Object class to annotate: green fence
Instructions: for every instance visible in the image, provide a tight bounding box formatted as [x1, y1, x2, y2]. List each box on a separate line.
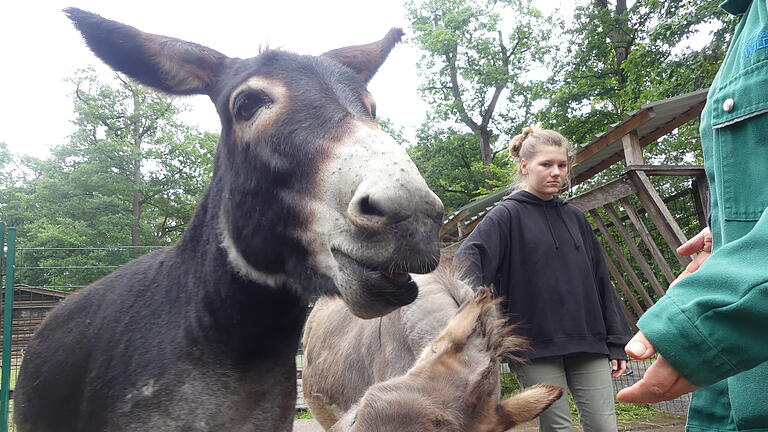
[1, 223, 16, 432]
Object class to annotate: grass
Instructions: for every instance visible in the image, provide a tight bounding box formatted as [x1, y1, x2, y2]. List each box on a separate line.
[295, 408, 313, 419]
[615, 402, 662, 421]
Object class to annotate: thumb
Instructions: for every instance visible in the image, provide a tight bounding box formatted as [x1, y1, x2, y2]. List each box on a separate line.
[625, 331, 657, 359]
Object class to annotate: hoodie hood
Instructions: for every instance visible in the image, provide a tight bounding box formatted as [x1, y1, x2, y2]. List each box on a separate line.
[504, 191, 581, 250]
[504, 190, 565, 207]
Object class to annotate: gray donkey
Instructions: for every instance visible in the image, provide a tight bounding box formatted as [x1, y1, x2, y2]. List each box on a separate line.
[303, 269, 564, 431]
[14, 8, 443, 432]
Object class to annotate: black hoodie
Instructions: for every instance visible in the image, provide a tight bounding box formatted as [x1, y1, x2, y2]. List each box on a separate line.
[454, 190, 631, 360]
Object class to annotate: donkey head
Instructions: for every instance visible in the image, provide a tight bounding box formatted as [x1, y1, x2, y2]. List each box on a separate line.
[329, 289, 564, 432]
[65, 9, 444, 318]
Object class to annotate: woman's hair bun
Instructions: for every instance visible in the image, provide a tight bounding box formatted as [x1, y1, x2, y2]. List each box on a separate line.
[509, 126, 535, 158]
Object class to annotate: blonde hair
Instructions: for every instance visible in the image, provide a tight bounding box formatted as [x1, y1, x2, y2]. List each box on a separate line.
[509, 127, 574, 190]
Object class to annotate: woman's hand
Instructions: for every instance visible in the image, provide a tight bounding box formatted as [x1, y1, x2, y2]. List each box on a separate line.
[610, 358, 627, 378]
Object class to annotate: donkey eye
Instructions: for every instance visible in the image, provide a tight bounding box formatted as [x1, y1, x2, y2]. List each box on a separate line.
[234, 90, 272, 121]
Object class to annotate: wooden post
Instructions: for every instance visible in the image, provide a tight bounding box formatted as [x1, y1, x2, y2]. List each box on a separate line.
[568, 177, 636, 213]
[603, 203, 666, 299]
[590, 209, 654, 307]
[622, 130, 644, 165]
[691, 180, 707, 231]
[617, 293, 639, 332]
[627, 170, 691, 266]
[602, 248, 645, 321]
[619, 197, 676, 284]
[694, 173, 710, 230]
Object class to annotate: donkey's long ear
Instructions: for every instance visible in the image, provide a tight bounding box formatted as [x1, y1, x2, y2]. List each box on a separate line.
[65, 8, 228, 95]
[478, 384, 563, 432]
[322, 28, 404, 84]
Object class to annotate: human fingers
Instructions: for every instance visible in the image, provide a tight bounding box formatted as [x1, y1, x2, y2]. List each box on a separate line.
[671, 247, 712, 287]
[616, 356, 697, 403]
[625, 331, 656, 360]
[702, 228, 712, 252]
[676, 227, 710, 256]
[611, 359, 627, 378]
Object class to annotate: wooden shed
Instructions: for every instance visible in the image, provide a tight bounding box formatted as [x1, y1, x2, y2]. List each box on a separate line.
[441, 88, 710, 329]
[0, 286, 68, 363]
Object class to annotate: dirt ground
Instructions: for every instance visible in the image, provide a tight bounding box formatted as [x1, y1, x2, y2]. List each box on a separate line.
[293, 413, 686, 431]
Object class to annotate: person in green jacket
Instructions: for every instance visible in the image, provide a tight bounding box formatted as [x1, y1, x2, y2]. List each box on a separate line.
[616, 1, 768, 430]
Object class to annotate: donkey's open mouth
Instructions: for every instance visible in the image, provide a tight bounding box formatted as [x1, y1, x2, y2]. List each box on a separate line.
[332, 250, 418, 318]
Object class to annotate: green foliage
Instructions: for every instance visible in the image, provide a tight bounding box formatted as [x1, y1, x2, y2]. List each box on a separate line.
[59, 68, 217, 245]
[406, 0, 735, 215]
[539, 0, 735, 171]
[407, 0, 552, 133]
[406, 0, 551, 209]
[377, 117, 410, 146]
[407, 121, 514, 214]
[1, 68, 217, 288]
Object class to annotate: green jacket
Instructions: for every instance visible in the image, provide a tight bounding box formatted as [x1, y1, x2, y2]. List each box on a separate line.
[637, 1, 768, 430]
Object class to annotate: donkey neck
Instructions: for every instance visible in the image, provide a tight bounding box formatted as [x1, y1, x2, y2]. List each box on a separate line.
[176, 183, 308, 365]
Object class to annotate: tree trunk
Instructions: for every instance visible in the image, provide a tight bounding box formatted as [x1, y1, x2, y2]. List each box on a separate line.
[607, 0, 630, 85]
[479, 130, 493, 186]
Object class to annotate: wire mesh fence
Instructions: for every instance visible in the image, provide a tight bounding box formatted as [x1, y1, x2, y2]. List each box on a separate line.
[1, 244, 163, 432]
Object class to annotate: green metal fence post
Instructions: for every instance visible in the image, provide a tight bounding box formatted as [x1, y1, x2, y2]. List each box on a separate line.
[1, 225, 16, 432]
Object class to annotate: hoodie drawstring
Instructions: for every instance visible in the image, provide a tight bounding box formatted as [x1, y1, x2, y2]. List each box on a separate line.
[542, 206, 560, 250]
[555, 204, 581, 250]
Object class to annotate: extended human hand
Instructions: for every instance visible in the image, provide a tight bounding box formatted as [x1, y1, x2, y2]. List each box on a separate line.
[616, 332, 698, 403]
[671, 227, 712, 287]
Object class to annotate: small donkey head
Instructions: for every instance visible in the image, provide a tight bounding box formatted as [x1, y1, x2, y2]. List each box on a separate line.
[329, 288, 563, 432]
[64, 9, 444, 318]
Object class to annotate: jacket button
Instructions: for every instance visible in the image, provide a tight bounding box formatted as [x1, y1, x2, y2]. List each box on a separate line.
[722, 98, 735, 112]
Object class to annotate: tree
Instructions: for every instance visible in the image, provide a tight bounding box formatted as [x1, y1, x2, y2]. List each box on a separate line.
[377, 118, 410, 146]
[407, 0, 553, 183]
[407, 119, 513, 214]
[539, 0, 736, 148]
[60, 68, 217, 246]
[0, 142, 36, 229]
[0, 142, 13, 224]
[0, 69, 216, 288]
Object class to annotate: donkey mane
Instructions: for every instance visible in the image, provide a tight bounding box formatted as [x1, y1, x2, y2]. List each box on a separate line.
[428, 287, 529, 366]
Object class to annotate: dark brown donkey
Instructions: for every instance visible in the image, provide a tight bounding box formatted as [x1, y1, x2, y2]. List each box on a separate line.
[14, 8, 443, 432]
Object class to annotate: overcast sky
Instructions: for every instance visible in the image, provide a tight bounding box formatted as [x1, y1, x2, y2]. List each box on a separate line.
[0, 1, 569, 159]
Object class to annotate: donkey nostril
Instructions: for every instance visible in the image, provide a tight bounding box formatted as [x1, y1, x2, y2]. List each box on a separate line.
[358, 195, 386, 217]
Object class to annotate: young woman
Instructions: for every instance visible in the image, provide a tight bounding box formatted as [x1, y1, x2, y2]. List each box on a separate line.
[454, 127, 631, 432]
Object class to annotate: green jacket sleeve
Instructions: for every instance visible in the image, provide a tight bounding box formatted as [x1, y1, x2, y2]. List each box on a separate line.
[637, 207, 768, 387]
